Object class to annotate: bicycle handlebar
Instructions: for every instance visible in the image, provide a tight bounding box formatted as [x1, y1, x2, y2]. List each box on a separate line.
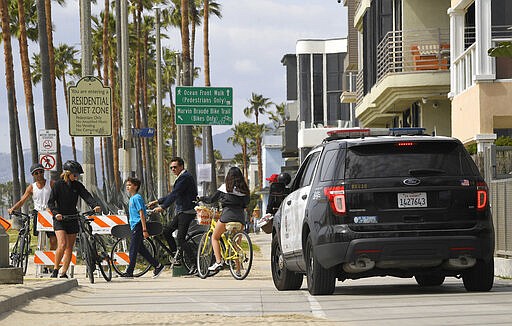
[9, 211, 30, 219]
[60, 210, 97, 221]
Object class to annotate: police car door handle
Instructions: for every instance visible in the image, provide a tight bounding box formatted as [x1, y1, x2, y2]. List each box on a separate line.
[301, 194, 307, 200]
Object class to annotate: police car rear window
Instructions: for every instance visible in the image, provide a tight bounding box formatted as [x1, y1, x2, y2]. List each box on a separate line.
[342, 141, 478, 179]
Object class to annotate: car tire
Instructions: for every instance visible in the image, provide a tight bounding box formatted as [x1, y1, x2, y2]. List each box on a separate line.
[462, 258, 494, 292]
[271, 235, 303, 291]
[305, 234, 336, 295]
[414, 274, 445, 287]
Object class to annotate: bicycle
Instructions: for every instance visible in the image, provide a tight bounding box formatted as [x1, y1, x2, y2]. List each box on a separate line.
[110, 209, 205, 277]
[9, 211, 32, 275]
[62, 211, 112, 283]
[196, 205, 253, 280]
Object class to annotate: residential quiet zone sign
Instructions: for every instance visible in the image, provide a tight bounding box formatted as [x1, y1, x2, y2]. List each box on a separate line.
[175, 86, 233, 125]
[68, 76, 112, 137]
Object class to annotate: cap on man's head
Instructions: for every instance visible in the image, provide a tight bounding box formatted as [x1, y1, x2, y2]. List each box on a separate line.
[30, 163, 45, 174]
[265, 174, 279, 183]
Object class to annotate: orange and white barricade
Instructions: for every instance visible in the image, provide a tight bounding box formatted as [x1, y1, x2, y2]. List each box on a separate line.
[112, 251, 130, 266]
[37, 210, 54, 231]
[89, 214, 128, 234]
[34, 250, 77, 266]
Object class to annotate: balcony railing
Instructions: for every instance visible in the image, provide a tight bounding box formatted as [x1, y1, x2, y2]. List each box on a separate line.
[452, 25, 512, 96]
[376, 28, 450, 82]
[356, 28, 450, 106]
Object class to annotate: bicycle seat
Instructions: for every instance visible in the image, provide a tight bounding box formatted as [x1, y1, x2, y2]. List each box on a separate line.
[226, 222, 243, 233]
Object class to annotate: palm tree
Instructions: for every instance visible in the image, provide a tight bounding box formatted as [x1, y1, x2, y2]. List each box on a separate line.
[269, 102, 286, 130]
[53, 44, 81, 159]
[9, 0, 39, 164]
[228, 122, 252, 180]
[244, 93, 273, 189]
[180, 0, 196, 180]
[201, 0, 222, 194]
[0, 0, 22, 218]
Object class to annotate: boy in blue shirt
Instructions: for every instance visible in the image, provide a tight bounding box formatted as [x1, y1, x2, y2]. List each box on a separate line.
[124, 177, 164, 278]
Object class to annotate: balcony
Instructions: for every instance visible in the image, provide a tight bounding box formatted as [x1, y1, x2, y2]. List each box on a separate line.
[357, 28, 450, 105]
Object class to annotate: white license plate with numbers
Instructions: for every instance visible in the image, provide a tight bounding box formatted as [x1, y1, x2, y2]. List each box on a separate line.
[397, 192, 427, 208]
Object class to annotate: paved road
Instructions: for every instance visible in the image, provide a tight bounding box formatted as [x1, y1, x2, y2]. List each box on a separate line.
[2, 232, 512, 325]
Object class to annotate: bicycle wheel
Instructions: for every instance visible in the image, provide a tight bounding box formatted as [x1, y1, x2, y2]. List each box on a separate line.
[110, 237, 155, 277]
[21, 233, 30, 275]
[227, 231, 253, 280]
[10, 235, 22, 269]
[93, 234, 112, 282]
[196, 232, 215, 279]
[182, 232, 203, 274]
[81, 233, 96, 284]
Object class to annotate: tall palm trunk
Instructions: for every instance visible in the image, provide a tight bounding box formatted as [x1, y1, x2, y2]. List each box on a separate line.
[45, 0, 62, 174]
[109, 52, 121, 191]
[133, 7, 144, 188]
[0, 0, 22, 217]
[17, 0, 38, 164]
[35, 0, 56, 181]
[142, 28, 153, 197]
[203, 0, 216, 193]
[181, 0, 196, 180]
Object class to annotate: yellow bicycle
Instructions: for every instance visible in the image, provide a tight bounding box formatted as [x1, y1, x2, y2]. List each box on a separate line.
[196, 206, 253, 280]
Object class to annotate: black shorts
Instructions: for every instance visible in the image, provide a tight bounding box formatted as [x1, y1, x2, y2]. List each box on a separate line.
[53, 218, 79, 234]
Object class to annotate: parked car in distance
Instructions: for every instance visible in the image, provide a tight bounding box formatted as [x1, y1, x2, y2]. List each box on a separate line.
[271, 127, 495, 295]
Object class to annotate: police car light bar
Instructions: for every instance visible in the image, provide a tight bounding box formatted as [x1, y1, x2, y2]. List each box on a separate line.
[326, 128, 371, 139]
[325, 127, 427, 141]
[388, 127, 426, 136]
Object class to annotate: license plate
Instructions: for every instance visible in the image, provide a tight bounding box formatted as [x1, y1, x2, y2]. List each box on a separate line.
[397, 192, 427, 208]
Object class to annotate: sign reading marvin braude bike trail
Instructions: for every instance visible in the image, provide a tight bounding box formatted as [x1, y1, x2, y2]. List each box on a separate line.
[175, 86, 233, 125]
[68, 76, 112, 136]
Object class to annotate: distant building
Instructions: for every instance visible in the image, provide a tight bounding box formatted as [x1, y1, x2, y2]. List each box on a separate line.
[282, 38, 351, 162]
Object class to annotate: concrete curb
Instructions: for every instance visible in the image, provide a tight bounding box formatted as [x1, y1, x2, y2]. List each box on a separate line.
[0, 279, 78, 315]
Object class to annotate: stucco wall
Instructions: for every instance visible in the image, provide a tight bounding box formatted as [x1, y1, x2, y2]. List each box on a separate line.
[403, 0, 450, 31]
[421, 101, 452, 136]
[452, 81, 512, 143]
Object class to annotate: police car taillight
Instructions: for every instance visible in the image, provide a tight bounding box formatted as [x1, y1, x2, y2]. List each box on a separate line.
[476, 181, 488, 211]
[324, 186, 346, 216]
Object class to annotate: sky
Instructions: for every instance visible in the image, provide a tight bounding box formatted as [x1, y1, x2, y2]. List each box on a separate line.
[0, 0, 348, 154]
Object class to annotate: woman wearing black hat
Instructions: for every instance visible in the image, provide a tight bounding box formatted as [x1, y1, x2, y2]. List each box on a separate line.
[47, 160, 101, 278]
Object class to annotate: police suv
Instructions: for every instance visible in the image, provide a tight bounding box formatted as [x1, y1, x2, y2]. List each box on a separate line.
[271, 128, 494, 295]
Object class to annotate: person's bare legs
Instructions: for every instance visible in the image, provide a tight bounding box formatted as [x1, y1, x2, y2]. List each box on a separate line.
[60, 233, 77, 275]
[49, 235, 57, 250]
[53, 230, 67, 273]
[211, 222, 226, 264]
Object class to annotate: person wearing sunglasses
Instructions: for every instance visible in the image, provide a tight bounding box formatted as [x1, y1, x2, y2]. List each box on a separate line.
[148, 156, 198, 266]
[47, 160, 101, 278]
[8, 163, 58, 258]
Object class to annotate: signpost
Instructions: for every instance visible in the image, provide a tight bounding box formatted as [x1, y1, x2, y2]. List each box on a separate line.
[68, 76, 112, 136]
[175, 86, 233, 125]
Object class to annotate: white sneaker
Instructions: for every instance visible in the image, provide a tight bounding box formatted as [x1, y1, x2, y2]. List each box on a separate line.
[208, 261, 223, 272]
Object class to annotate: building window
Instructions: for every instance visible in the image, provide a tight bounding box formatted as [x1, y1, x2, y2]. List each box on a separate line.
[313, 54, 324, 126]
[299, 54, 311, 126]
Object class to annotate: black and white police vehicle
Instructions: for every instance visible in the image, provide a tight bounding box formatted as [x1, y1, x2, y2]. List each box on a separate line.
[271, 128, 494, 295]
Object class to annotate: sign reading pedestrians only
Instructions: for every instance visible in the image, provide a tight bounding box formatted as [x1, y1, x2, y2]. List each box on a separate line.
[175, 86, 233, 125]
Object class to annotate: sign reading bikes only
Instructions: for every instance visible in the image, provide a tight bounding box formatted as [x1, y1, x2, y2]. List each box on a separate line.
[175, 86, 233, 125]
[68, 76, 112, 136]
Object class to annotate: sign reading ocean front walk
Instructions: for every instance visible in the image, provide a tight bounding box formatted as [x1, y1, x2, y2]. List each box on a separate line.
[175, 86, 233, 125]
[68, 76, 112, 136]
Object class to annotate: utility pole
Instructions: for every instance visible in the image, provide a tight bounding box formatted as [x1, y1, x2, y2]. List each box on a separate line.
[80, 0, 96, 189]
[155, 7, 164, 198]
[121, 0, 131, 179]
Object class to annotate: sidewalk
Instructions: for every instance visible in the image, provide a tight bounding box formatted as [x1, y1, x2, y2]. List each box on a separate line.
[0, 231, 272, 316]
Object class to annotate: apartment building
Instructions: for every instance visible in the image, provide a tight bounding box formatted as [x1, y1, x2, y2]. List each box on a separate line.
[349, 0, 452, 136]
[281, 38, 351, 161]
[449, 0, 512, 150]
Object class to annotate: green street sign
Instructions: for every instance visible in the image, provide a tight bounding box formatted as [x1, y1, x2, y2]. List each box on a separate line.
[175, 86, 233, 125]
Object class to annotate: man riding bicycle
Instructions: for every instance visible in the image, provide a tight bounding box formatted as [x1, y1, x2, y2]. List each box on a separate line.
[148, 157, 197, 265]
